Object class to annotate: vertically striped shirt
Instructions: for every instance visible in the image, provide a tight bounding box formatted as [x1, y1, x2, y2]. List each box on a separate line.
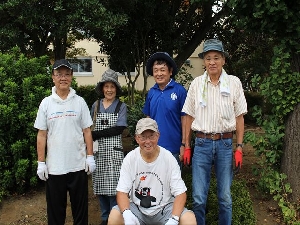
[182, 74, 247, 133]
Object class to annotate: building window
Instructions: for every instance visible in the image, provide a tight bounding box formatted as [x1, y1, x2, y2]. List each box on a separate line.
[68, 58, 92, 76]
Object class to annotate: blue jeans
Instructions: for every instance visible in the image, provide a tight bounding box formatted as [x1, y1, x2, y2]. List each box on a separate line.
[192, 137, 233, 225]
[98, 195, 117, 221]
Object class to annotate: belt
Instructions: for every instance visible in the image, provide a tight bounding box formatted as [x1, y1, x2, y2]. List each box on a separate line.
[195, 132, 233, 140]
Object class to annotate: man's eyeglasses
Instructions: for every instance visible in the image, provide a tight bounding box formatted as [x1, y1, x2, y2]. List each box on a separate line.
[54, 73, 72, 78]
[137, 134, 158, 141]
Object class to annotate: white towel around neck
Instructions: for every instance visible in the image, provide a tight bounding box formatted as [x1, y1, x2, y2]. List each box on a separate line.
[199, 69, 230, 107]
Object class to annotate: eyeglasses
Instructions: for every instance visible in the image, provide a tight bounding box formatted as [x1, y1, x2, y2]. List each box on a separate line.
[137, 134, 158, 141]
[204, 57, 222, 62]
[54, 73, 72, 78]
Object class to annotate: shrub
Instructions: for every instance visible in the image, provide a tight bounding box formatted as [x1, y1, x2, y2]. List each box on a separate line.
[244, 91, 263, 125]
[0, 48, 52, 201]
[75, 85, 99, 108]
[182, 169, 256, 225]
[120, 92, 145, 148]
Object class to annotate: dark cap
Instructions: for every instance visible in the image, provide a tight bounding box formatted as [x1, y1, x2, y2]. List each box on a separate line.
[52, 59, 73, 70]
[146, 52, 178, 77]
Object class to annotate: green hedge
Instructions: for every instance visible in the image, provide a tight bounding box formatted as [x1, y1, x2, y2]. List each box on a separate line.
[0, 49, 52, 199]
[75, 85, 99, 108]
[182, 168, 256, 225]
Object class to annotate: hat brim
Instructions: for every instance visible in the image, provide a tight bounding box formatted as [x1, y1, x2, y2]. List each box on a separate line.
[146, 53, 178, 77]
[95, 78, 122, 95]
[135, 127, 159, 135]
[53, 64, 73, 70]
[198, 49, 229, 59]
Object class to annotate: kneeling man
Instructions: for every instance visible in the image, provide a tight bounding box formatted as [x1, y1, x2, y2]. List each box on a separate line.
[108, 118, 196, 225]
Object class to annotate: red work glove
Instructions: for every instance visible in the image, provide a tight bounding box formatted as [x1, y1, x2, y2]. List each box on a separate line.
[234, 150, 243, 173]
[183, 148, 192, 166]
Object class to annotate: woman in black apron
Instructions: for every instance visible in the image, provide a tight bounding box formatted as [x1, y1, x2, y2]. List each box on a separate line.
[90, 69, 127, 225]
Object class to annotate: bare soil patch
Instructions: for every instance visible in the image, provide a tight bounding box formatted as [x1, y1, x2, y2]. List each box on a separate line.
[0, 126, 284, 224]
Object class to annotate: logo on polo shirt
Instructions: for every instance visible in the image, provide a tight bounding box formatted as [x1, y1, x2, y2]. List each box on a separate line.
[170, 92, 177, 100]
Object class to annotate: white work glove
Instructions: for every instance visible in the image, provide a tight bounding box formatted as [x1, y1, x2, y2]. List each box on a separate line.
[165, 217, 179, 225]
[85, 155, 96, 174]
[37, 161, 48, 181]
[123, 209, 140, 225]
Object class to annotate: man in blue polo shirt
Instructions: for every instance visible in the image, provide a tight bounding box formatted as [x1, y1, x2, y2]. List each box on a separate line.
[142, 52, 187, 165]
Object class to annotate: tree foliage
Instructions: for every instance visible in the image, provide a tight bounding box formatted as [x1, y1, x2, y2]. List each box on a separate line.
[93, 0, 237, 104]
[231, 0, 300, 222]
[204, 18, 275, 91]
[0, 0, 127, 59]
[230, 0, 300, 72]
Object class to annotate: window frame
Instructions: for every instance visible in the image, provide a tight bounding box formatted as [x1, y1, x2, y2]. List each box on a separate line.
[67, 57, 93, 76]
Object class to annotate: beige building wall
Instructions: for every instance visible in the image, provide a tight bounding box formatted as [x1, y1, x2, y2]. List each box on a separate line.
[73, 39, 205, 90]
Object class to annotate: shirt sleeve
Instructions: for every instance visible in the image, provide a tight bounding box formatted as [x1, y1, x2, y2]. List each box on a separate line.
[142, 90, 151, 116]
[169, 153, 187, 196]
[116, 103, 128, 127]
[90, 101, 97, 117]
[179, 85, 187, 116]
[116, 150, 136, 193]
[80, 97, 93, 129]
[182, 78, 197, 118]
[34, 98, 48, 130]
[233, 77, 248, 117]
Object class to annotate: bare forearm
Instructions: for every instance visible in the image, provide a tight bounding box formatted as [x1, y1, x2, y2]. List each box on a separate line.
[236, 115, 245, 145]
[185, 115, 194, 148]
[172, 192, 187, 217]
[37, 130, 47, 161]
[83, 127, 93, 155]
[117, 191, 130, 212]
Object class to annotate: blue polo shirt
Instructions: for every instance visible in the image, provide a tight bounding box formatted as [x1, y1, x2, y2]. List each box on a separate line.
[142, 79, 187, 154]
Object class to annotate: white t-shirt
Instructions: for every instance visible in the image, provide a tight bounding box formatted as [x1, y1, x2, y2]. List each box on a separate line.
[34, 87, 93, 175]
[116, 146, 187, 216]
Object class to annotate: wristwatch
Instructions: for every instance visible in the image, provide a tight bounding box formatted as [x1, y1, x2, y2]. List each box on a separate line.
[172, 215, 179, 222]
[236, 143, 244, 148]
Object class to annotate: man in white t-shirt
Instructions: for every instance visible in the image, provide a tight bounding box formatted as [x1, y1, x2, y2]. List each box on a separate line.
[107, 118, 196, 225]
[34, 59, 96, 225]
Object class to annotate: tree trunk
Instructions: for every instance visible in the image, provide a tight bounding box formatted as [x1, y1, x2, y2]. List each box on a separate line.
[53, 33, 67, 60]
[281, 103, 300, 202]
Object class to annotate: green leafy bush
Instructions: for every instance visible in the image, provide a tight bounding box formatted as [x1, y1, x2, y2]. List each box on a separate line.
[0, 48, 52, 201]
[182, 169, 256, 225]
[244, 44, 300, 224]
[75, 84, 99, 108]
[120, 91, 145, 147]
[244, 91, 264, 124]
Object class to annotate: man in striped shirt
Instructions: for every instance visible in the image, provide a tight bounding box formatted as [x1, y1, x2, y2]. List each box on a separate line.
[182, 39, 247, 225]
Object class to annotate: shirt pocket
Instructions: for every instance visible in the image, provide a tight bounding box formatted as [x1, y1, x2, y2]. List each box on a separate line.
[219, 95, 234, 120]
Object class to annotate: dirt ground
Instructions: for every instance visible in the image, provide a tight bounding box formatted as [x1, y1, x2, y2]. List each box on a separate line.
[0, 126, 284, 225]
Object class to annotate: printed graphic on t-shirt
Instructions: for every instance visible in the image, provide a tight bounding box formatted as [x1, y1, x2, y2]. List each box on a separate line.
[134, 172, 163, 208]
[49, 110, 78, 120]
[170, 92, 178, 100]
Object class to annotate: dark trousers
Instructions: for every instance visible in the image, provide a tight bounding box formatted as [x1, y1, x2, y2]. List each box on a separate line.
[46, 170, 88, 225]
